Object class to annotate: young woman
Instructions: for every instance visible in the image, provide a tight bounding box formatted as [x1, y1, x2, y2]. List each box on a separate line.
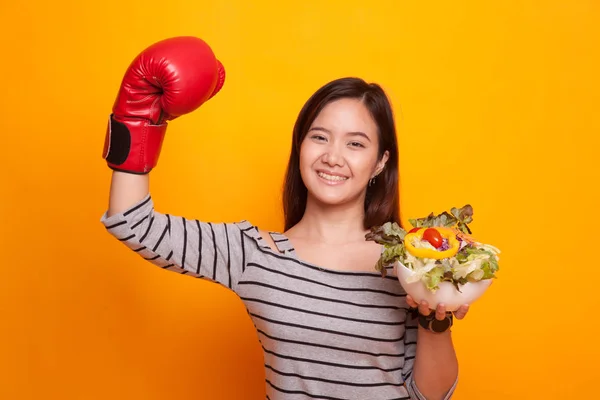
[101, 36, 467, 400]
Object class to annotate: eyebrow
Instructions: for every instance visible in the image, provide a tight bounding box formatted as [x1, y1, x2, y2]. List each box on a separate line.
[308, 126, 372, 142]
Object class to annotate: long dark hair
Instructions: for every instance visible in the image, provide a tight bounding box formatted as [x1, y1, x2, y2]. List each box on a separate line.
[282, 77, 401, 231]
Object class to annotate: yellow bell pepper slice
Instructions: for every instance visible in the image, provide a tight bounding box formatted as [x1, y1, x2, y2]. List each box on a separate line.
[404, 227, 460, 260]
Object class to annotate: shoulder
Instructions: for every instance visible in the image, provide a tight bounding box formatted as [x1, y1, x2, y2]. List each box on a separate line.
[228, 220, 280, 253]
[258, 228, 279, 253]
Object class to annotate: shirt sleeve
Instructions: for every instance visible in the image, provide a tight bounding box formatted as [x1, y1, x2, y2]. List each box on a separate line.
[402, 312, 458, 400]
[100, 194, 249, 291]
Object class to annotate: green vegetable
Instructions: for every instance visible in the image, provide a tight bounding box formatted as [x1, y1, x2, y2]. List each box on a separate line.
[409, 204, 474, 234]
[366, 205, 500, 292]
[365, 222, 406, 276]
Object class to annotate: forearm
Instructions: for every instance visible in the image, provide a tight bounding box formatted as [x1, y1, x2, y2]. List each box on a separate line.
[411, 327, 458, 400]
[108, 171, 150, 217]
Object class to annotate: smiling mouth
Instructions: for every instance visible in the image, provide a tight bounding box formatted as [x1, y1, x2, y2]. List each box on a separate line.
[317, 171, 349, 183]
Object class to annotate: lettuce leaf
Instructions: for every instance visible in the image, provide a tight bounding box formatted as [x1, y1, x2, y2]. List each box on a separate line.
[423, 265, 445, 291]
[409, 204, 474, 234]
[365, 222, 406, 245]
[366, 222, 407, 276]
[374, 243, 406, 276]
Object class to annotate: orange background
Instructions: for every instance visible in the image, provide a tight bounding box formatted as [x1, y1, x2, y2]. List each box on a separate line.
[1, 1, 599, 399]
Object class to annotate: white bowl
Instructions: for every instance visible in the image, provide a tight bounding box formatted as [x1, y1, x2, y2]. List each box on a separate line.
[395, 261, 493, 312]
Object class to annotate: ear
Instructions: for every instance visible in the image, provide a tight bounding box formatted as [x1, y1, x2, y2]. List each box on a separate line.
[373, 150, 390, 177]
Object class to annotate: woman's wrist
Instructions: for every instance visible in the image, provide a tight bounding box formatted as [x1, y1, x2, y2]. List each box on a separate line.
[410, 307, 454, 334]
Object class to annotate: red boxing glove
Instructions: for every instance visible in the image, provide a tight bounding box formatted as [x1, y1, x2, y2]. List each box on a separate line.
[102, 36, 225, 174]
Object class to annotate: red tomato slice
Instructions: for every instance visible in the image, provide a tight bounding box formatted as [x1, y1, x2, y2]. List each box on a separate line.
[422, 228, 444, 249]
[408, 227, 420, 233]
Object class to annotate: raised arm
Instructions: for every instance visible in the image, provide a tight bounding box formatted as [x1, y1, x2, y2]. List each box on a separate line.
[102, 36, 225, 215]
[100, 37, 246, 289]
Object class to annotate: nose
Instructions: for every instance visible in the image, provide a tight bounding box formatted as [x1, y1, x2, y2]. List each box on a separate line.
[321, 143, 345, 167]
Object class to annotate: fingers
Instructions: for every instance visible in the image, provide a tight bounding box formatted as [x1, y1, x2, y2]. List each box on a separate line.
[453, 304, 470, 320]
[418, 300, 432, 316]
[406, 296, 433, 317]
[435, 303, 447, 320]
[406, 296, 468, 320]
[406, 295, 418, 309]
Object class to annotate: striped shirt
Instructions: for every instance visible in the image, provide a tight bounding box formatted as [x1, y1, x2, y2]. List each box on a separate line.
[101, 194, 457, 400]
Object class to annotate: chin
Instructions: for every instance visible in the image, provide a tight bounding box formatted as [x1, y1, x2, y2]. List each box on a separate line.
[309, 192, 350, 207]
[305, 181, 364, 207]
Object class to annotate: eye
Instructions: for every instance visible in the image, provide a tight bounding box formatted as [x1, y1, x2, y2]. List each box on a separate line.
[349, 141, 366, 148]
[310, 134, 327, 142]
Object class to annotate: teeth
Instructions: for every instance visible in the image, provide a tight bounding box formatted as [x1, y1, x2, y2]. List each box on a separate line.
[318, 172, 348, 181]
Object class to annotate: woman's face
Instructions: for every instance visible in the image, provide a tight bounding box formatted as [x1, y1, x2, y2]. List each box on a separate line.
[299, 97, 389, 207]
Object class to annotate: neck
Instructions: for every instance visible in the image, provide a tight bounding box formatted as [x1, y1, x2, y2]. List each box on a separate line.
[290, 195, 368, 244]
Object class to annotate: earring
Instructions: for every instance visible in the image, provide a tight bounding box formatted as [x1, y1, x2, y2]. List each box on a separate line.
[368, 177, 376, 187]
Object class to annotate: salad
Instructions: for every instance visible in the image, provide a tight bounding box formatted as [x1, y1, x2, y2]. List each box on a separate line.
[365, 205, 501, 293]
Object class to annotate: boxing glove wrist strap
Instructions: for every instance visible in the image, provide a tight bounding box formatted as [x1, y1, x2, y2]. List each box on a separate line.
[103, 114, 167, 174]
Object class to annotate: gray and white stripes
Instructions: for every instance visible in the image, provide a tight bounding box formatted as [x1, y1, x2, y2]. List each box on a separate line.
[101, 195, 456, 399]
